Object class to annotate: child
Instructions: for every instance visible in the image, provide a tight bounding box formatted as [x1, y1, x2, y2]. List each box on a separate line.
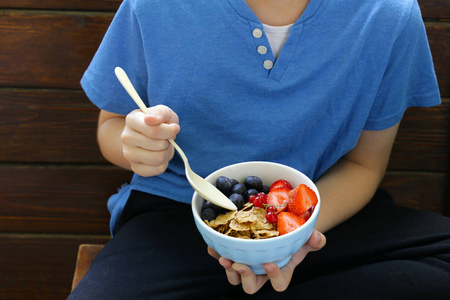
[68, 0, 450, 298]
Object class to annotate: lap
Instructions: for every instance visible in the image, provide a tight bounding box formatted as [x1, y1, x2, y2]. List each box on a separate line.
[69, 189, 450, 299]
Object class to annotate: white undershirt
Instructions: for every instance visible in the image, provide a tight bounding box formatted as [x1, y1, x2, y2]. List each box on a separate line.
[262, 23, 294, 60]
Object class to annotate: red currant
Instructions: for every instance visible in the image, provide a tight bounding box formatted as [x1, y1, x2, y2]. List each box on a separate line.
[253, 197, 263, 207]
[248, 195, 256, 203]
[266, 211, 278, 224]
[255, 192, 267, 204]
[266, 205, 277, 214]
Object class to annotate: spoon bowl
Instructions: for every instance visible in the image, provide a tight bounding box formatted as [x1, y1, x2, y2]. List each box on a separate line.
[114, 67, 237, 211]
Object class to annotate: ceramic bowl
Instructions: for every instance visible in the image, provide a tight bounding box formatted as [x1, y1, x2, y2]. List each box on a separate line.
[191, 161, 320, 274]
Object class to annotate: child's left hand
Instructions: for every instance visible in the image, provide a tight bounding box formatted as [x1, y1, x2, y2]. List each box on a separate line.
[207, 230, 326, 294]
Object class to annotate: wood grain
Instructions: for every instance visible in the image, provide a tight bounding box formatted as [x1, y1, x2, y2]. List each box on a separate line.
[0, 11, 114, 89]
[0, 11, 448, 95]
[0, 234, 110, 300]
[0, 165, 132, 234]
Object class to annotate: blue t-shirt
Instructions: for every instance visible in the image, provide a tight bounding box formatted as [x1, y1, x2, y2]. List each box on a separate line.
[81, 0, 440, 234]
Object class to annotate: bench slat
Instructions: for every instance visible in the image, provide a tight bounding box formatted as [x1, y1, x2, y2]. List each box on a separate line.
[0, 166, 445, 235]
[0, 12, 448, 96]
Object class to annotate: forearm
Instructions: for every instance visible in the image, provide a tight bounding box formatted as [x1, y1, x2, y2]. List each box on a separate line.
[314, 158, 384, 233]
[313, 123, 399, 233]
[97, 113, 132, 171]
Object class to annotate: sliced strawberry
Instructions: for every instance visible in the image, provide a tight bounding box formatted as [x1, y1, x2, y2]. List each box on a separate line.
[269, 179, 293, 192]
[277, 212, 306, 236]
[288, 184, 318, 215]
[266, 187, 291, 213]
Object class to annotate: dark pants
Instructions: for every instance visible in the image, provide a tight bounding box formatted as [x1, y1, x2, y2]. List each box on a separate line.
[68, 189, 450, 299]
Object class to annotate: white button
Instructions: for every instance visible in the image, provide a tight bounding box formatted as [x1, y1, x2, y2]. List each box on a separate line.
[252, 28, 263, 38]
[257, 46, 267, 55]
[263, 60, 273, 69]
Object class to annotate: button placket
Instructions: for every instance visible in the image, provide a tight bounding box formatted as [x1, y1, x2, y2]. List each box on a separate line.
[251, 27, 274, 71]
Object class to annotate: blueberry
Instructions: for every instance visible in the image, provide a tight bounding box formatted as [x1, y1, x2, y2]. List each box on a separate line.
[202, 200, 215, 212]
[247, 188, 258, 198]
[262, 185, 270, 194]
[231, 183, 247, 197]
[229, 193, 245, 210]
[229, 179, 239, 187]
[215, 176, 232, 196]
[244, 176, 263, 191]
[201, 208, 217, 222]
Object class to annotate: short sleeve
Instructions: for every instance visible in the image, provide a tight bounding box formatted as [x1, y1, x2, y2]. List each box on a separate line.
[364, 0, 440, 130]
[80, 0, 148, 115]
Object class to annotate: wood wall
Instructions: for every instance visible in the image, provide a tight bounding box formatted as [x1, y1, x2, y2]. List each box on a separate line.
[0, 1, 449, 299]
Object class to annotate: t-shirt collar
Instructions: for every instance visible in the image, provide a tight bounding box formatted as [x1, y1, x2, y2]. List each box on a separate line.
[226, 0, 325, 25]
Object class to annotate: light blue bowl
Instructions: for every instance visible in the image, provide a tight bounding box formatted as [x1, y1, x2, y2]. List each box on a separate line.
[192, 161, 321, 275]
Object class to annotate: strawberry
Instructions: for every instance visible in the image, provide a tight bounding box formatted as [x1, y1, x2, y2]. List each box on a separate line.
[269, 179, 293, 192]
[266, 187, 291, 213]
[288, 184, 318, 215]
[277, 212, 306, 236]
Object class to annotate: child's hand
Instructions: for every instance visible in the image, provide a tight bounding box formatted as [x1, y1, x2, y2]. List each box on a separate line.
[207, 230, 326, 294]
[121, 105, 180, 177]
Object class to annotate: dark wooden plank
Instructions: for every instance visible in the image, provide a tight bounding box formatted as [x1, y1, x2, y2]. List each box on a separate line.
[380, 171, 447, 215]
[0, 0, 121, 11]
[0, 165, 132, 234]
[1, 0, 448, 19]
[388, 98, 449, 172]
[425, 22, 450, 97]
[0, 166, 445, 235]
[0, 89, 106, 163]
[1, 88, 448, 170]
[0, 89, 104, 163]
[0, 234, 110, 300]
[0, 11, 113, 89]
[418, 0, 450, 19]
[0, 11, 448, 95]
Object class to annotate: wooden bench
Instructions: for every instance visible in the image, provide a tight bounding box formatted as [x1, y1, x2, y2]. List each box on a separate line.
[0, 1, 448, 298]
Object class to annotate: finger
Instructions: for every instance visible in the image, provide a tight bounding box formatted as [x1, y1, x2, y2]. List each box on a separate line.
[286, 230, 326, 269]
[144, 105, 179, 126]
[219, 258, 242, 286]
[129, 161, 169, 177]
[232, 263, 268, 294]
[207, 246, 221, 260]
[122, 128, 172, 151]
[126, 108, 180, 140]
[264, 263, 291, 292]
[123, 144, 174, 167]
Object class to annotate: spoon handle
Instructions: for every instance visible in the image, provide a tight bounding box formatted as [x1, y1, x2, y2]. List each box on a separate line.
[114, 67, 149, 114]
[114, 67, 190, 165]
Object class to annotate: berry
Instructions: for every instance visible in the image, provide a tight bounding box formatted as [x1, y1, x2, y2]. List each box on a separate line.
[201, 208, 217, 222]
[229, 193, 245, 210]
[244, 176, 263, 191]
[288, 184, 318, 215]
[266, 187, 291, 213]
[262, 185, 270, 194]
[253, 197, 264, 207]
[247, 188, 258, 198]
[231, 183, 247, 197]
[269, 179, 293, 192]
[248, 194, 256, 203]
[201, 200, 215, 211]
[266, 211, 278, 224]
[229, 178, 239, 186]
[277, 212, 306, 236]
[266, 205, 277, 214]
[215, 176, 232, 196]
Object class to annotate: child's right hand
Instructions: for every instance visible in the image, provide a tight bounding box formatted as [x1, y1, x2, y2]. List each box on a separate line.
[121, 105, 180, 177]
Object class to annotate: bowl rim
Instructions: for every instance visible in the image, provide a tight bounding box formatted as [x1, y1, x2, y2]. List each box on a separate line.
[191, 161, 321, 243]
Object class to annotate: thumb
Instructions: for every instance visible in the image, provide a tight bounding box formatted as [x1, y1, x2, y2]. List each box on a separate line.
[143, 105, 179, 126]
